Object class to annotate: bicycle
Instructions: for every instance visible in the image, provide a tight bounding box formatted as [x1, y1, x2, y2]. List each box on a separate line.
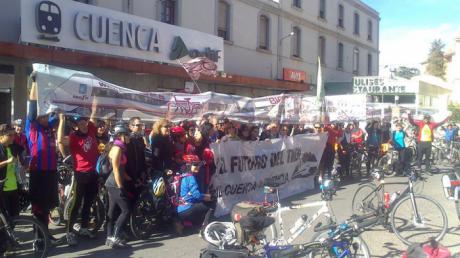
[376, 144, 400, 177]
[441, 168, 460, 222]
[202, 176, 371, 257]
[351, 168, 448, 245]
[348, 144, 368, 178]
[0, 179, 50, 258]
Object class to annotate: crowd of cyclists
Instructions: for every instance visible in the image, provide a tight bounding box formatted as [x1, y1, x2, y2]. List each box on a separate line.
[0, 76, 457, 254]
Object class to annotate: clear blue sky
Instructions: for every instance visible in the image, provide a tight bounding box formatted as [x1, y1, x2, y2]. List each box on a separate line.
[363, 0, 460, 28]
[362, 0, 460, 67]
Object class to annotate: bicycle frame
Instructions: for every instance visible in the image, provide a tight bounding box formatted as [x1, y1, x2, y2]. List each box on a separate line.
[359, 174, 423, 224]
[270, 187, 334, 245]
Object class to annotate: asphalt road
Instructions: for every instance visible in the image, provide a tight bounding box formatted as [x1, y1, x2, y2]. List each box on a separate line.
[47, 168, 460, 258]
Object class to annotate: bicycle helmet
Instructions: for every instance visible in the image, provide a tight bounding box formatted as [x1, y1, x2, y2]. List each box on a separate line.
[113, 122, 129, 136]
[319, 178, 337, 201]
[13, 119, 23, 126]
[183, 154, 201, 165]
[152, 176, 166, 197]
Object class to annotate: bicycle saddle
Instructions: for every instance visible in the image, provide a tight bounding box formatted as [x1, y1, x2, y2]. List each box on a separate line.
[239, 215, 275, 232]
[263, 178, 282, 188]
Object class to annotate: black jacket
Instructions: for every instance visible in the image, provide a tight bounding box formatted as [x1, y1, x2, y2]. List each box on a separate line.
[151, 135, 173, 173]
[126, 133, 146, 180]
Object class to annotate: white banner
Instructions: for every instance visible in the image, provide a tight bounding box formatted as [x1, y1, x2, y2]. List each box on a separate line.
[33, 64, 375, 123]
[210, 133, 328, 217]
[325, 95, 367, 122]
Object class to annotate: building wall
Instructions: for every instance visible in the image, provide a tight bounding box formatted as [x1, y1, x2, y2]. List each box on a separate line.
[79, 0, 380, 84]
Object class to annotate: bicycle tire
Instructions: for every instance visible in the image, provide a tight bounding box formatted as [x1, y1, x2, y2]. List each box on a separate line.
[378, 154, 396, 177]
[129, 193, 156, 240]
[63, 195, 105, 234]
[3, 215, 50, 258]
[351, 184, 381, 216]
[456, 200, 460, 223]
[308, 231, 371, 258]
[390, 194, 448, 245]
[201, 222, 237, 247]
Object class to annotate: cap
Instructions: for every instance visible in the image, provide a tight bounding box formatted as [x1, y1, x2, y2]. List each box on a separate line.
[48, 113, 59, 128]
[217, 117, 229, 124]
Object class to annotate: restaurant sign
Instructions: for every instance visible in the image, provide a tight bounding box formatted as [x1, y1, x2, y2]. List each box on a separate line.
[353, 76, 417, 95]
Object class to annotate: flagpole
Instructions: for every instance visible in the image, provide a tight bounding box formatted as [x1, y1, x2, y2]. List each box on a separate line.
[177, 59, 202, 94]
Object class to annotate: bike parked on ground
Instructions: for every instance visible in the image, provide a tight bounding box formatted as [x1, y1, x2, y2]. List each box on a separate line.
[351, 168, 448, 245]
[0, 179, 50, 258]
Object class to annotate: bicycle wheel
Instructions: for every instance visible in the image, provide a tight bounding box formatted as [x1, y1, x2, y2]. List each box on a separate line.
[87, 198, 105, 234]
[201, 222, 237, 247]
[390, 194, 448, 245]
[1, 216, 50, 258]
[455, 200, 460, 222]
[130, 193, 156, 240]
[308, 231, 371, 258]
[378, 154, 395, 177]
[351, 184, 381, 215]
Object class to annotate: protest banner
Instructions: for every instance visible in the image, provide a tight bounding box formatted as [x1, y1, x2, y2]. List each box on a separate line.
[209, 133, 328, 217]
[33, 63, 400, 124]
[32, 63, 321, 123]
[325, 95, 367, 122]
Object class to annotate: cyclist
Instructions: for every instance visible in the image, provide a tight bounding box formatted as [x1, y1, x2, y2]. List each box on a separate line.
[322, 123, 341, 177]
[150, 118, 173, 174]
[177, 155, 214, 232]
[408, 113, 450, 171]
[105, 122, 132, 249]
[366, 120, 382, 174]
[12, 119, 29, 157]
[392, 123, 409, 175]
[57, 108, 99, 245]
[126, 117, 147, 202]
[443, 123, 458, 145]
[26, 77, 60, 243]
[0, 124, 21, 217]
[351, 120, 365, 146]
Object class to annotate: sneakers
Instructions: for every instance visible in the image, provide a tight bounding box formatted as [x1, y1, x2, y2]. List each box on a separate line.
[106, 237, 130, 249]
[66, 232, 78, 246]
[78, 228, 96, 239]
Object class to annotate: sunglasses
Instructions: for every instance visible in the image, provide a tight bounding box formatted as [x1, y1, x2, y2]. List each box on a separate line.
[132, 123, 144, 127]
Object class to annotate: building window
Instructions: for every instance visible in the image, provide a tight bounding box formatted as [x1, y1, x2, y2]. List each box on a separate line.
[337, 42, 344, 69]
[217, 1, 230, 40]
[338, 4, 344, 28]
[160, 0, 176, 25]
[318, 36, 326, 63]
[319, 0, 326, 19]
[354, 12, 360, 35]
[259, 15, 270, 50]
[367, 53, 372, 75]
[292, 26, 301, 57]
[367, 20, 373, 41]
[353, 48, 360, 74]
[122, 0, 133, 14]
[293, 0, 301, 8]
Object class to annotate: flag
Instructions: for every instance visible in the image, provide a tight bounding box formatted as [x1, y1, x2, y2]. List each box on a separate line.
[180, 57, 218, 81]
[316, 57, 327, 123]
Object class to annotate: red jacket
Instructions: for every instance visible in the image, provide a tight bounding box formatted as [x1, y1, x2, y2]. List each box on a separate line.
[408, 115, 449, 142]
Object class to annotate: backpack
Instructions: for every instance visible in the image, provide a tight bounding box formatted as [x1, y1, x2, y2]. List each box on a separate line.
[169, 172, 193, 207]
[96, 152, 112, 180]
[96, 142, 114, 180]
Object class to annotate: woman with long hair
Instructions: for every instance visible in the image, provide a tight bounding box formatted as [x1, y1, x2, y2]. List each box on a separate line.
[150, 119, 173, 173]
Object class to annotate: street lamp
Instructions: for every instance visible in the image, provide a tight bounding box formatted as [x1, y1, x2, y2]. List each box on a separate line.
[276, 31, 295, 80]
